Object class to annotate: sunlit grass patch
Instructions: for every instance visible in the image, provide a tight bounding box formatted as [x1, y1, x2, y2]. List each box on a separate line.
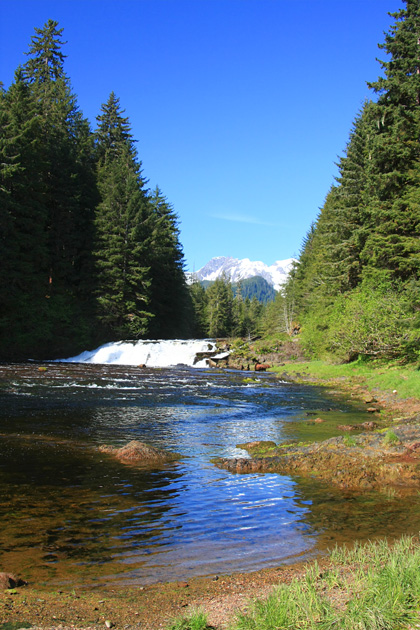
[271, 359, 420, 401]
[166, 608, 209, 630]
[232, 536, 420, 630]
[382, 429, 400, 446]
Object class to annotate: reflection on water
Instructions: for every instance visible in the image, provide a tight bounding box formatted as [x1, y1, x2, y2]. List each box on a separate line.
[1, 362, 420, 588]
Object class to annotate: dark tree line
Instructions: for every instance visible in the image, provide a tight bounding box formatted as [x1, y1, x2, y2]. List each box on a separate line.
[189, 275, 265, 339]
[0, 20, 191, 360]
[283, 0, 420, 362]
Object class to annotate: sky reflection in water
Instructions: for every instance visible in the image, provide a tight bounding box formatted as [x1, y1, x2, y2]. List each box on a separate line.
[1, 362, 420, 587]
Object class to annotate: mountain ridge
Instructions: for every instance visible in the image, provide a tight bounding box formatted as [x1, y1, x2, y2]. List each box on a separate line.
[188, 256, 296, 291]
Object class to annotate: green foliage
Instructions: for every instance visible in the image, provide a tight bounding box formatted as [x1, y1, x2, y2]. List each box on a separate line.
[0, 21, 191, 359]
[205, 274, 233, 337]
[383, 429, 400, 446]
[271, 358, 420, 401]
[166, 610, 209, 630]
[343, 434, 357, 447]
[233, 536, 420, 630]
[327, 282, 416, 362]
[235, 579, 333, 630]
[188, 275, 267, 339]
[94, 95, 153, 339]
[232, 276, 276, 303]
[145, 186, 192, 339]
[283, 2, 420, 364]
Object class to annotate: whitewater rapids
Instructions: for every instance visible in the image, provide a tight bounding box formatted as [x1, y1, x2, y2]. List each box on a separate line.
[58, 339, 221, 368]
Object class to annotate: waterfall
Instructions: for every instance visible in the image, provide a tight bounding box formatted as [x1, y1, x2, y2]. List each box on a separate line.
[58, 339, 220, 367]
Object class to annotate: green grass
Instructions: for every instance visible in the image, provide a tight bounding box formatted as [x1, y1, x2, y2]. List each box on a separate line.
[382, 429, 400, 446]
[231, 537, 420, 630]
[343, 434, 357, 447]
[167, 538, 420, 630]
[271, 358, 420, 401]
[166, 609, 209, 630]
[229, 536, 420, 630]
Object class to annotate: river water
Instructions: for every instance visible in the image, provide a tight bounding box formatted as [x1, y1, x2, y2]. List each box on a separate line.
[1, 357, 420, 589]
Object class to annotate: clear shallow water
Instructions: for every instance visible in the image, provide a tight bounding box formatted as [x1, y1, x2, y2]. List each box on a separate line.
[2, 362, 420, 588]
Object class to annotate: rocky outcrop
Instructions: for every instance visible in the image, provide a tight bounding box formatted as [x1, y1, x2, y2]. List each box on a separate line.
[215, 423, 420, 491]
[99, 440, 180, 467]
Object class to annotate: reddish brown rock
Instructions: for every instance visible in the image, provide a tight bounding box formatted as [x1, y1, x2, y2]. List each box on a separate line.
[337, 425, 357, 431]
[99, 440, 179, 466]
[0, 572, 26, 589]
[407, 441, 420, 451]
[314, 417, 325, 423]
[361, 421, 378, 430]
[254, 363, 271, 372]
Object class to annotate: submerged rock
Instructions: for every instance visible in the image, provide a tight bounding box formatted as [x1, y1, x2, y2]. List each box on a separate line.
[99, 440, 179, 466]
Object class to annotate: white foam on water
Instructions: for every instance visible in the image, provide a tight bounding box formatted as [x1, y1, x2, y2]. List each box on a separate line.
[58, 339, 218, 368]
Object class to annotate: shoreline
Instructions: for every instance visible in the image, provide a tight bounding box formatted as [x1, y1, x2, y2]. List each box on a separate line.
[215, 360, 420, 490]
[3, 361, 420, 629]
[0, 562, 313, 630]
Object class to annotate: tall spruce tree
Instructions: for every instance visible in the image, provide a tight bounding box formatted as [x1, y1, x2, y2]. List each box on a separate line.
[205, 275, 233, 337]
[286, 1, 420, 361]
[0, 69, 49, 357]
[145, 186, 191, 338]
[362, 0, 420, 282]
[188, 279, 208, 337]
[21, 19, 98, 354]
[94, 93, 152, 339]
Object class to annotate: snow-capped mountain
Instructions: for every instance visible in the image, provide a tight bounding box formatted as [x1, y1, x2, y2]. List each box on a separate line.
[188, 256, 296, 291]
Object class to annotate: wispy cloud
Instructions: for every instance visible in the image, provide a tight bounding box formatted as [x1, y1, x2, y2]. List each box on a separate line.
[210, 212, 279, 227]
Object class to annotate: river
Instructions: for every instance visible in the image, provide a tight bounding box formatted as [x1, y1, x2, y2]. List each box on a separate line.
[1, 349, 420, 589]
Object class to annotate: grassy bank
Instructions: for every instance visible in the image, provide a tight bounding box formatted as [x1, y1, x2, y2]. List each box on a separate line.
[270, 358, 420, 403]
[169, 536, 420, 630]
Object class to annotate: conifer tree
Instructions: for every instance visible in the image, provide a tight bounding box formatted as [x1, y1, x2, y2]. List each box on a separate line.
[205, 275, 233, 337]
[0, 69, 49, 356]
[232, 281, 246, 337]
[94, 93, 152, 339]
[145, 186, 191, 338]
[22, 19, 98, 352]
[362, 0, 420, 282]
[188, 279, 208, 337]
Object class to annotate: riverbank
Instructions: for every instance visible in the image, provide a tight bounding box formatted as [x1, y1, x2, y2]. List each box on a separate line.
[0, 562, 306, 630]
[2, 358, 420, 630]
[216, 359, 420, 490]
[3, 537, 420, 630]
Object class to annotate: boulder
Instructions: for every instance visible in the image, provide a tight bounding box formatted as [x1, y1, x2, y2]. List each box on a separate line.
[254, 363, 270, 372]
[99, 440, 179, 466]
[361, 421, 378, 430]
[0, 572, 26, 589]
[364, 396, 378, 404]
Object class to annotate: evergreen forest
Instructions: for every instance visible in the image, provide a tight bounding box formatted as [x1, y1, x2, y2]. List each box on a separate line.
[262, 1, 420, 364]
[0, 20, 193, 360]
[2, 3, 420, 364]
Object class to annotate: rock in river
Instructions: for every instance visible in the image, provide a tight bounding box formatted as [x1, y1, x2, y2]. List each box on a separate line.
[99, 440, 179, 467]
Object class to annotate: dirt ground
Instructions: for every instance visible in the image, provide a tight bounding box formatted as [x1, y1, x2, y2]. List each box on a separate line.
[0, 562, 311, 630]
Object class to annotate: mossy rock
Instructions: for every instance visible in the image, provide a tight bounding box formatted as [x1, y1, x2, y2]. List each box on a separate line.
[236, 440, 277, 454]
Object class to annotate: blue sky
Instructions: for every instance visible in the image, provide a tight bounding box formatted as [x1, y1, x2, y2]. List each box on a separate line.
[1, 0, 402, 272]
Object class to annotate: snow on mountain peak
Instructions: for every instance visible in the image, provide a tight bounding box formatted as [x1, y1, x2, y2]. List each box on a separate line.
[188, 256, 296, 291]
